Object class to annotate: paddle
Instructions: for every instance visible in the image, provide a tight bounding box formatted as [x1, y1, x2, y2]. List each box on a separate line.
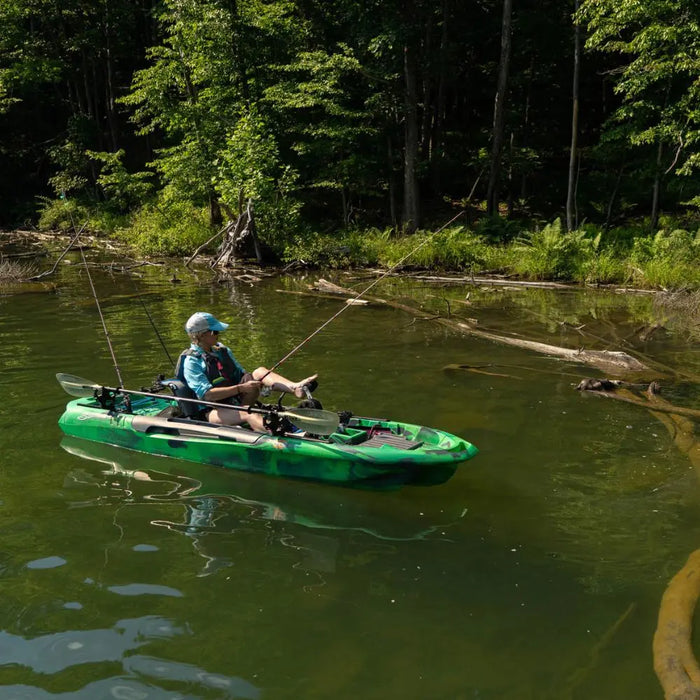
[56, 373, 340, 435]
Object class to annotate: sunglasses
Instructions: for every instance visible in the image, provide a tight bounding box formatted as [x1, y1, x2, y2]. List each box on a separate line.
[210, 330, 219, 335]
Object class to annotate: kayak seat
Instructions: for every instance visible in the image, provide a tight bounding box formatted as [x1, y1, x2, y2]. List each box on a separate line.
[161, 378, 202, 419]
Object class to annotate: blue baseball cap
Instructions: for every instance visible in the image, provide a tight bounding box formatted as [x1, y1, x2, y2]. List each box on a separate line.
[185, 312, 229, 334]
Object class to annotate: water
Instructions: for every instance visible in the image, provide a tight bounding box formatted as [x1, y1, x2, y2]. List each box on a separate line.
[1, 254, 699, 698]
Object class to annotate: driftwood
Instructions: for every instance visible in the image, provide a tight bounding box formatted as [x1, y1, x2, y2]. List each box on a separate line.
[576, 380, 700, 699]
[654, 550, 700, 699]
[211, 200, 263, 267]
[577, 382, 700, 421]
[360, 270, 659, 293]
[645, 390, 700, 700]
[26, 223, 86, 281]
[308, 278, 652, 376]
[185, 220, 233, 268]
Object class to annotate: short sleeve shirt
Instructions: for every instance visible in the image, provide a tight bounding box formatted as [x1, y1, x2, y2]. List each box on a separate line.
[182, 343, 246, 399]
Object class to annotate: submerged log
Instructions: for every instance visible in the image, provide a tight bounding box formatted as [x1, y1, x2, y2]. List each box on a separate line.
[576, 380, 700, 699]
[577, 381, 700, 421]
[308, 278, 653, 376]
[654, 550, 700, 700]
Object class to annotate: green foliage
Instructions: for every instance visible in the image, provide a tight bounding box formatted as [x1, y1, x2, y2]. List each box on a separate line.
[474, 216, 524, 243]
[215, 110, 302, 248]
[629, 228, 700, 288]
[87, 150, 154, 212]
[36, 196, 89, 232]
[579, 0, 700, 178]
[265, 44, 378, 211]
[511, 219, 601, 282]
[114, 201, 212, 257]
[283, 226, 489, 271]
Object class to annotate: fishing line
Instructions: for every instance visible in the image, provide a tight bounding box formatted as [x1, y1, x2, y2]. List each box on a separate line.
[129, 279, 175, 368]
[263, 210, 465, 378]
[79, 244, 125, 387]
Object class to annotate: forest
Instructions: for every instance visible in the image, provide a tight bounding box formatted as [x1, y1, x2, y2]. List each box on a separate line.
[0, 0, 699, 283]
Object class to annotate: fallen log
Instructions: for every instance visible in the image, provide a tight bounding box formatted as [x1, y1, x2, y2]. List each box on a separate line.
[308, 278, 653, 376]
[574, 380, 700, 699]
[577, 382, 700, 421]
[653, 550, 700, 699]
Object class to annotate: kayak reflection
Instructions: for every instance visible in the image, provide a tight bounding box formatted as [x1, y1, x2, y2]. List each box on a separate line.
[61, 436, 468, 575]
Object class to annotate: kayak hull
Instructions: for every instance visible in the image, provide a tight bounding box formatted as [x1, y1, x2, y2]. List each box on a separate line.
[57, 396, 478, 490]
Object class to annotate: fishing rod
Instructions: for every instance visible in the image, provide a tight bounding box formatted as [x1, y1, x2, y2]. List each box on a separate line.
[78, 241, 125, 388]
[58, 195, 125, 388]
[262, 210, 465, 379]
[56, 373, 340, 434]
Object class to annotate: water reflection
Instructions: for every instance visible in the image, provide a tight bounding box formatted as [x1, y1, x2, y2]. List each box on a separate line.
[60, 436, 468, 578]
[0, 616, 179, 674]
[0, 615, 261, 698]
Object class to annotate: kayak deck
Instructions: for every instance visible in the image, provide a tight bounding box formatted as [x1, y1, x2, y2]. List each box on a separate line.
[58, 395, 478, 489]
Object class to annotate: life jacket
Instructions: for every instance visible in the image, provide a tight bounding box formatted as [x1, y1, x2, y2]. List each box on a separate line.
[175, 346, 242, 388]
[171, 346, 243, 418]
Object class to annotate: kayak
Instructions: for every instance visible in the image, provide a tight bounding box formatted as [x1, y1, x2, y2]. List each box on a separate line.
[57, 393, 478, 490]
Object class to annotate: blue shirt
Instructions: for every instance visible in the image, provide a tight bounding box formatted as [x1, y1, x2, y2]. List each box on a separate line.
[182, 343, 246, 399]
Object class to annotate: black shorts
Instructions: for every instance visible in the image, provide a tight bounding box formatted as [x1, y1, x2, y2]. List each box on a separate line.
[202, 372, 255, 418]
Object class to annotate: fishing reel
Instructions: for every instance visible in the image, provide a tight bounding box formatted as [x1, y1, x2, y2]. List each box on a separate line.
[94, 386, 131, 413]
[262, 406, 294, 436]
[144, 374, 168, 393]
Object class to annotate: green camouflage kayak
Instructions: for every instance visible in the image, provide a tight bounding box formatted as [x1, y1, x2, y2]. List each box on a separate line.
[57, 393, 478, 490]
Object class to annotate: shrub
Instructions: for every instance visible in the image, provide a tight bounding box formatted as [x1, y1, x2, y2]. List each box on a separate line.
[37, 196, 90, 232]
[510, 219, 596, 281]
[115, 202, 212, 256]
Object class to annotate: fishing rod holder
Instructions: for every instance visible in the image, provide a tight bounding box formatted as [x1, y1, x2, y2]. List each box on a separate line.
[94, 386, 131, 413]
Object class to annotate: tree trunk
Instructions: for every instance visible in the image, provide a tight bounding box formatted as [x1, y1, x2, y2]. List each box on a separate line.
[430, 0, 449, 194]
[651, 140, 663, 230]
[387, 135, 398, 229]
[486, 0, 513, 218]
[566, 0, 581, 231]
[520, 57, 534, 201]
[604, 163, 624, 230]
[507, 131, 514, 217]
[403, 43, 420, 233]
[103, 2, 119, 151]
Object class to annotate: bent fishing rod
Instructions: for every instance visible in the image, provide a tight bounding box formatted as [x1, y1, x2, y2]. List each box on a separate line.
[261, 209, 465, 380]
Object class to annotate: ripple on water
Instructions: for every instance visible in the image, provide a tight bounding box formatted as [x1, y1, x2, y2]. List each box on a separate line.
[26, 556, 67, 569]
[0, 616, 181, 674]
[124, 655, 261, 698]
[132, 544, 159, 552]
[107, 583, 183, 597]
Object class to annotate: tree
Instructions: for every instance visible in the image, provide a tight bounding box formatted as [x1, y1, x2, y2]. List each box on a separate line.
[579, 0, 700, 225]
[566, 0, 581, 231]
[486, 0, 513, 218]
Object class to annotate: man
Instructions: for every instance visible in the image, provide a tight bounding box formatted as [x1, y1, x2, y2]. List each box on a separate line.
[177, 311, 318, 432]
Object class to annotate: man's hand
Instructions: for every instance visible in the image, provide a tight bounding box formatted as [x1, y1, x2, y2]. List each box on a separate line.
[237, 380, 262, 404]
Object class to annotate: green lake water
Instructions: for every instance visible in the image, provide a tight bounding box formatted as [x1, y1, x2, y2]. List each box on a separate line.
[1, 254, 700, 699]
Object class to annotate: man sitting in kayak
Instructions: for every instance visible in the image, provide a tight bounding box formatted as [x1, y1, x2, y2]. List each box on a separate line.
[177, 311, 318, 432]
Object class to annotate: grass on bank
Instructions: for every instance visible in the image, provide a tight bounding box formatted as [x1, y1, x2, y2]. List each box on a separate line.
[36, 196, 700, 290]
[0, 257, 37, 283]
[283, 217, 700, 290]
